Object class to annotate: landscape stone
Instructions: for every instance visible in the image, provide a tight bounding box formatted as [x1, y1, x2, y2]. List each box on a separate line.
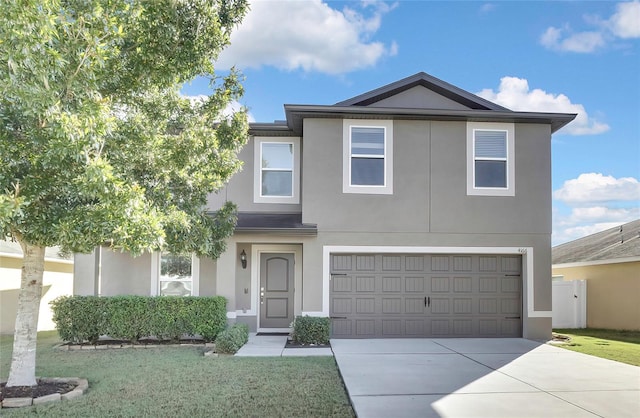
[2, 397, 33, 408]
[33, 393, 61, 405]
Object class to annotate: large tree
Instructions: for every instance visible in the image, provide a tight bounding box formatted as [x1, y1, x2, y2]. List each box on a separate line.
[0, 0, 248, 387]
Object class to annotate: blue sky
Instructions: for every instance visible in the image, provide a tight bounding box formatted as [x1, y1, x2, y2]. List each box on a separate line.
[182, 0, 640, 245]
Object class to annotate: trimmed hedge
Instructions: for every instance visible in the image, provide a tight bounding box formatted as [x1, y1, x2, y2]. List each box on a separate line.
[291, 316, 330, 345]
[215, 323, 249, 354]
[50, 295, 227, 344]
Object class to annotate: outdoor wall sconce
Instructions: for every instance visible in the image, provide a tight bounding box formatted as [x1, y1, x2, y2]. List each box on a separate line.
[240, 250, 247, 269]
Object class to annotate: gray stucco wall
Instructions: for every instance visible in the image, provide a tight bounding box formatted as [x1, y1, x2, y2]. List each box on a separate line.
[73, 251, 97, 296]
[100, 250, 151, 296]
[199, 256, 217, 297]
[207, 137, 302, 213]
[301, 118, 552, 236]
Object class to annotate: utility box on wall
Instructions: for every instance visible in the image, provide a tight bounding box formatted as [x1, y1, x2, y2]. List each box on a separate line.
[552, 278, 587, 329]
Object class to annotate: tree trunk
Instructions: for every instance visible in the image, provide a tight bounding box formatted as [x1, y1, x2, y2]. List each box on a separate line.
[6, 239, 46, 387]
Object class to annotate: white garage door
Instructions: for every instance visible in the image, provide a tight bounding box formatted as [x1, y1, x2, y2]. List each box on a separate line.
[330, 254, 522, 338]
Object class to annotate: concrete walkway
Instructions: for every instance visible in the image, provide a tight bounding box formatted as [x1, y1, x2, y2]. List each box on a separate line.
[332, 338, 640, 418]
[235, 333, 333, 357]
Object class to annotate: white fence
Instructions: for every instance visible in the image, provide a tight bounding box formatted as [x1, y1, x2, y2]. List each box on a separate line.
[552, 279, 587, 329]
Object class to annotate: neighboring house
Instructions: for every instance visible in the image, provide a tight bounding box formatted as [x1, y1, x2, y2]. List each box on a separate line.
[0, 241, 74, 334]
[552, 219, 640, 331]
[74, 72, 575, 340]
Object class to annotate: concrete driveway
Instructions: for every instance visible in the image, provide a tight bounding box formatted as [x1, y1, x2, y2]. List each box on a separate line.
[331, 338, 640, 418]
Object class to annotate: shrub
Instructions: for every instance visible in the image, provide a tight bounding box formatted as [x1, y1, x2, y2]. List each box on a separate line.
[50, 295, 227, 343]
[215, 323, 249, 354]
[291, 316, 330, 345]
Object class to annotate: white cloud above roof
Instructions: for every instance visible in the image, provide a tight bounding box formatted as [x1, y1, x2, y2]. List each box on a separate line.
[215, 0, 397, 74]
[476, 77, 609, 135]
[552, 173, 640, 245]
[540, 1, 640, 53]
[554, 173, 640, 204]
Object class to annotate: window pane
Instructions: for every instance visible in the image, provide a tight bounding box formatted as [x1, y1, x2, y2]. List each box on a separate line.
[475, 160, 507, 188]
[262, 170, 293, 196]
[475, 131, 506, 158]
[262, 143, 293, 169]
[160, 254, 192, 279]
[160, 281, 192, 296]
[352, 127, 384, 155]
[351, 157, 384, 185]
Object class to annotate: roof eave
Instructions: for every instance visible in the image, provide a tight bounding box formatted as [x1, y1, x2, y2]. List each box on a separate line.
[284, 105, 577, 135]
[234, 227, 318, 236]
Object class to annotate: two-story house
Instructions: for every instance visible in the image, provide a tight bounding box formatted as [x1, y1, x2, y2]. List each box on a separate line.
[74, 72, 576, 340]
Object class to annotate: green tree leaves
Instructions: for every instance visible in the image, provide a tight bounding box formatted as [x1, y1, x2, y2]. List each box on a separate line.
[0, 0, 249, 255]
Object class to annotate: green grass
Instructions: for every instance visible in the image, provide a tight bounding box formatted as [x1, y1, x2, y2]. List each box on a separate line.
[553, 328, 640, 367]
[1, 332, 354, 417]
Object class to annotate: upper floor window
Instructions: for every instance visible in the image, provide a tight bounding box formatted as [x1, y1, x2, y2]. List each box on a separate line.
[467, 122, 515, 196]
[254, 137, 300, 204]
[343, 120, 393, 195]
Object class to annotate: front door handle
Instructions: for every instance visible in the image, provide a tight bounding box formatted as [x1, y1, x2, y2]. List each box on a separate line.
[424, 297, 431, 308]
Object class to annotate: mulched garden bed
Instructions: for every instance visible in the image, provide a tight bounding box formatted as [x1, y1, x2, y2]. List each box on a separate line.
[285, 339, 331, 348]
[1, 379, 75, 400]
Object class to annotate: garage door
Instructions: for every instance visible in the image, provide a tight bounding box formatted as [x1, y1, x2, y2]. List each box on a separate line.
[330, 254, 522, 338]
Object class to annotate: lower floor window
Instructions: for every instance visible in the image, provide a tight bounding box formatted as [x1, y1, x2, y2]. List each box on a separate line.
[159, 253, 193, 296]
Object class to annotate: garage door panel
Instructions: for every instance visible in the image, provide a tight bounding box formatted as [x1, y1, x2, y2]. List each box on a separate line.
[405, 276, 426, 292]
[356, 276, 376, 292]
[382, 298, 402, 314]
[405, 256, 425, 271]
[453, 277, 472, 293]
[332, 298, 352, 315]
[382, 255, 402, 271]
[453, 256, 472, 271]
[332, 275, 352, 292]
[431, 277, 449, 292]
[431, 298, 450, 314]
[330, 254, 522, 338]
[356, 319, 376, 336]
[356, 255, 375, 270]
[383, 276, 402, 292]
[356, 298, 376, 314]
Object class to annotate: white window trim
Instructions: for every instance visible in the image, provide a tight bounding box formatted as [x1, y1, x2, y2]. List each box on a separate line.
[343, 119, 393, 195]
[150, 252, 200, 296]
[253, 137, 300, 204]
[466, 122, 515, 196]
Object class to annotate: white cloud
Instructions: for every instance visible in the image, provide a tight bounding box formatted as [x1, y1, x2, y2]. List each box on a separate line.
[479, 3, 496, 14]
[553, 221, 632, 245]
[540, 1, 640, 53]
[608, 1, 640, 38]
[552, 173, 640, 245]
[476, 77, 609, 135]
[553, 173, 640, 204]
[215, 0, 396, 74]
[182, 95, 255, 122]
[540, 26, 605, 53]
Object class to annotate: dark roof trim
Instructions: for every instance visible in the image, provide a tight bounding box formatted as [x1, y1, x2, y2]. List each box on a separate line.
[234, 212, 317, 236]
[335, 72, 509, 111]
[248, 122, 296, 137]
[284, 105, 576, 135]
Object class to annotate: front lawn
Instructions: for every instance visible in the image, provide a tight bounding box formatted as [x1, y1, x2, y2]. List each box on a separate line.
[553, 328, 640, 367]
[1, 331, 354, 417]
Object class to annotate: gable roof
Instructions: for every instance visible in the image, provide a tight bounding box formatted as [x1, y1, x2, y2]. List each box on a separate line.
[552, 219, 640, 265]
[277, 71, 576, 135]
[335, 72, 509, 111]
